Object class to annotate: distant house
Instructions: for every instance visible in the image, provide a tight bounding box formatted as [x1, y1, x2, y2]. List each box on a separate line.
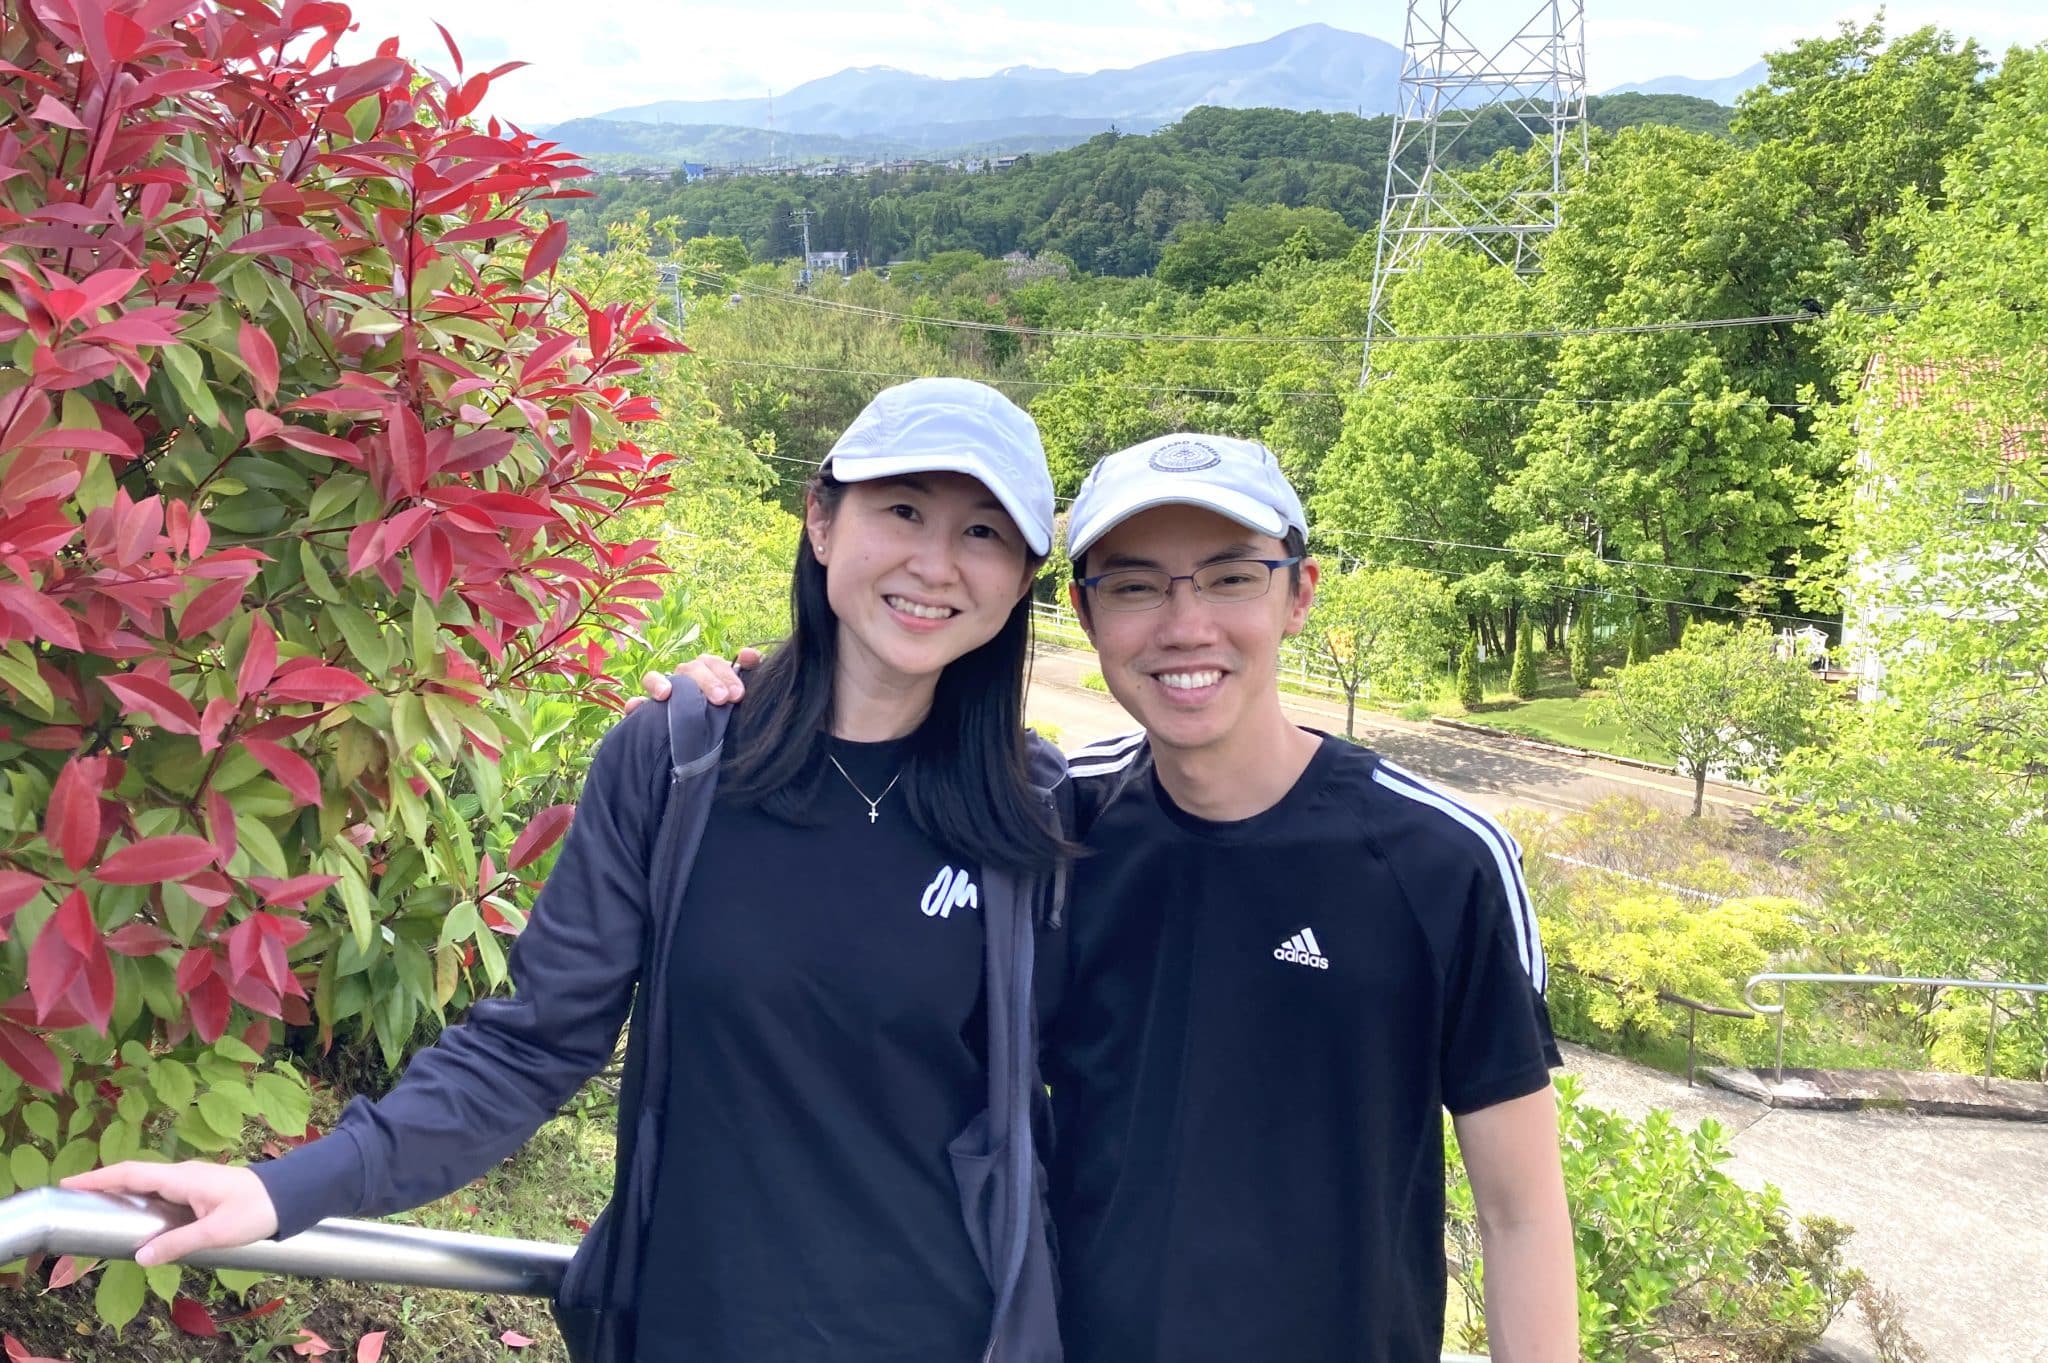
[1840, 353, 2047, 698]
[805, 250, 852, 277]
[679, 162, 707, 182]
[1002, 251, 1069, 283]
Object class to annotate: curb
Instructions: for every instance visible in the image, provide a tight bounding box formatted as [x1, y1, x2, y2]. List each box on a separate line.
[1425, 715, 1762, 794]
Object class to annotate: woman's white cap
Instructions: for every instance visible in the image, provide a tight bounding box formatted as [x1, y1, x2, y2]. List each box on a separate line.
[1066, 433, 1308, 560]
[824, 378, 1055, 556]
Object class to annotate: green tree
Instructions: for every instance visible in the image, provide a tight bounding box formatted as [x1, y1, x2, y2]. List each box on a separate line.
[1568, 604, 1596, 690]
[1156, 203, 1358, 293]
[1298, 566, 1459, 736]
[1597, 623, 1823, 816]
[1509, 623, 1539, 700]
[1772, 46, 2048, 993]
[678, 233, 751, 294]
[1457, 633, 1484, 709]
[1626, 611, 1651, 667]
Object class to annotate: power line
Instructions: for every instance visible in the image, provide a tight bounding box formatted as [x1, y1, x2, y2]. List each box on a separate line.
[745, 451, 1822, 604]
[689, 353, 1808, 410]
[694, 266, 1843, 348]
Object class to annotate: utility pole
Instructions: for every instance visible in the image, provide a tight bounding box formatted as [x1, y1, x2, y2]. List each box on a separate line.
[793, 207, 814, 289]
[656, 263, 685, 336]
[1359, 0, 1589, 384]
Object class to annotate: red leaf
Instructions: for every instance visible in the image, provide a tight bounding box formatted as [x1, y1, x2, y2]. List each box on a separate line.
[274, 427, 364, 465]
[0, 1019, 63, 1092]
[0, 871, 45, 924]
[105, 923, 175, 956]
[45, 756, 105, 871]
[507, 804, 574, 870]
[292, 1328, 333, 1357]
[4, 1331, 70, 1363]
[94, 835, 218, 885]
[248, 874, 339, 908]
[169, 1296, 217, 1336]
[387, 404, 427, 497]
[264, 667, 373, 705]
[0, 583, 82, 651]
[178, 577, 248, 637]
[228, 226, 328, 255]
[522, 219, 568, 282]
[238, 321, 279, 406]
[245, 409, 283, 445]
[356, 1330, 387, 1363]
[498, 1333, 533, 1350]
[45, 1253, 90, 1289]
[243, 739, 323, 807]
[101, 674, 201, 734]
[433, 19, 463, 73]
[413, 525, 452, 601]
[28, 888, 113, 1032]
[31, 95, 86, 131]
[238, 613, 278, 700]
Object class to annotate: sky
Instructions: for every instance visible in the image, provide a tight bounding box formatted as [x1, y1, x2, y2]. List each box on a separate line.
[328, 0, 2048, 125]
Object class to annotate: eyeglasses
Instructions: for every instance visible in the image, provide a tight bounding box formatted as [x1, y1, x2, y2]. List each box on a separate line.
[1076, 557, 1303, 612]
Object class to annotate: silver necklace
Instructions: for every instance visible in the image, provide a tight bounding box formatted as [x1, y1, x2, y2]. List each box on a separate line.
[827, 754, 904, 824]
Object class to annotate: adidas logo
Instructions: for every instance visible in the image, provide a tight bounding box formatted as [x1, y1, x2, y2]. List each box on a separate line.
[1273, 928, 1330, 970]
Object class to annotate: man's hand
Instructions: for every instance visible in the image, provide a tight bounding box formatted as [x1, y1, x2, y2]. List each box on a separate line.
[624, 647, 762, 715]
[61, 1162, 280, 1265]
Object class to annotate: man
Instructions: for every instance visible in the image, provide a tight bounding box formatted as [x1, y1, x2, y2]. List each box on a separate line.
[652, 433, 1577, 1362]
[1045, 434, 1575, 1363]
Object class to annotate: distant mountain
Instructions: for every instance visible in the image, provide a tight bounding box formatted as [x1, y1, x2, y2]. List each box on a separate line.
[544, 118, 1121, 167]
[578, 24, 1406, 137]
[1604, 61, 1767, 107]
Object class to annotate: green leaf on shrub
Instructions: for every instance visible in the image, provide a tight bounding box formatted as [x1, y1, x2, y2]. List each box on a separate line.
[211, 1035, 263, 1065]
[149, 1059, 197, 1111]
[23, 1100, 57, 1146]
[99, 1118, 141, 1166]
[96, 1259, 146, 1330]
[214, 1267, 268, 1298]
[161, 344, 221, 427]
[144, 1260, 182, 1303]
[196, 1084, 251, 1138]
[0, 642, 55, 717]
[172, 1107, 234, 1153]
[299, 539, 341, 602]
[52, 1138, 98, 1181]
[252, 1070, 311, 1136]
[9, 1145, 50, 1189]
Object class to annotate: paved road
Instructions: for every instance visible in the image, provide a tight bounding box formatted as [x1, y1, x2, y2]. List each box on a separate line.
[1565, 1042, 2048, 1363]
[1026, 646, 1761, 821]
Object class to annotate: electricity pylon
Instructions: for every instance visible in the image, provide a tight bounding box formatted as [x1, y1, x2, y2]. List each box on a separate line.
[1360, 0, 1589, 383]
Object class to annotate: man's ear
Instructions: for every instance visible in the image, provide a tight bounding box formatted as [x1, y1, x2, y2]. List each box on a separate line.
[1067, 580, 1099, 646]
[1282, 557, 1320, 637]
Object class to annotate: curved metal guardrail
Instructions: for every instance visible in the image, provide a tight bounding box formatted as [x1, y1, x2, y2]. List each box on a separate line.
[1744, 972, 2048, 1087]
[0, 1186, 572, 1296]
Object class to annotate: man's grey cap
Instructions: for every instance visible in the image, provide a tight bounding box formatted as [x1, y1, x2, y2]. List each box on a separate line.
[824, 377, 1055, 556]
[1066, 433, 1308, 560]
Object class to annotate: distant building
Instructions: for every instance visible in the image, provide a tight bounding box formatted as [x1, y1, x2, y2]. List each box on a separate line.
[805, 250, 852, 277]
[1002, 251, 1069, 283]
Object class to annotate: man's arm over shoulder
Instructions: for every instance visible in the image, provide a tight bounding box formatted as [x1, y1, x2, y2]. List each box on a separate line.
[255, 703, 674, 1237]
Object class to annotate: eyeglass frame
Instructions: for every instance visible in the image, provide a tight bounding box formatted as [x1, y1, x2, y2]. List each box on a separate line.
[1073, 556, 1305, 612]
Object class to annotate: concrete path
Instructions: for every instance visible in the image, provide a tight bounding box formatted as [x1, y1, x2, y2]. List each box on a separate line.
[1026, 646, 1761, 821]
[1564, 1042, 2048, 1363]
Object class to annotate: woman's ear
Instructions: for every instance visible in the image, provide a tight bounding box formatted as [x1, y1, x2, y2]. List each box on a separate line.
[804, 490, 831, 564]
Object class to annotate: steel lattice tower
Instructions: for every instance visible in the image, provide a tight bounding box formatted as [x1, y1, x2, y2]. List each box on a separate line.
[1359, 0, 1589, 383]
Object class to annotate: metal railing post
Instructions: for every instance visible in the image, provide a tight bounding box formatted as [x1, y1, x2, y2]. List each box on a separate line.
[1986, 991, 2000, 1091]
[1774, 981, 1787, 1085]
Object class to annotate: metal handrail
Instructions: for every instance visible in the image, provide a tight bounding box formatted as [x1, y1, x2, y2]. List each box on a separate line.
[2, 1188, 1491, 1359]
[0, 1187, 572, 1296]
[1744, 971, 2048, 1087]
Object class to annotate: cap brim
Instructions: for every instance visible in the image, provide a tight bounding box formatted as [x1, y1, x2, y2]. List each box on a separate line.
[827, 450, 1051, 556]
[1068, 483, 1288, 560]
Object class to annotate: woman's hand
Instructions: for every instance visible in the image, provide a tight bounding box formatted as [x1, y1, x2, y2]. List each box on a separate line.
[61, 1162, 280, 1265]
[625, 647, 761, 714]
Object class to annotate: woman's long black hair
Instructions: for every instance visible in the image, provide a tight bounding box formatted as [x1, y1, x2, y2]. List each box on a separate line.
[719, 469, 1070, 876]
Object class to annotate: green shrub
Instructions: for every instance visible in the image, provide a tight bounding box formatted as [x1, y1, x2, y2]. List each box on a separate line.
[1446, 1078, 1861, 1361]
[1569, 605, 1596, 689]
[1457, 635, 1484, 709]
[1510, 625, 1539, 700]
[1080, 669, 1110, 692]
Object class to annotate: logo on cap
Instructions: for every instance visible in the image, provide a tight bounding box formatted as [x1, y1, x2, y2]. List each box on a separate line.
[1148, 439, 1222, 473]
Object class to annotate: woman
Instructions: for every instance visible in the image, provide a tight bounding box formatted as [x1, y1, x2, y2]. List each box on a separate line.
[66, 377, 1071, 1363]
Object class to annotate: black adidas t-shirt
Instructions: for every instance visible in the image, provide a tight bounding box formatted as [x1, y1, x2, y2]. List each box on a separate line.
[1047, 733, 1557, 1363]
[635, 732, 993, 1363]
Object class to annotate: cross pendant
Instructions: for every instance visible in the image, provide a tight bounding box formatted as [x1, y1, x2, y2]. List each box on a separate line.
[867, 806, 879, 824]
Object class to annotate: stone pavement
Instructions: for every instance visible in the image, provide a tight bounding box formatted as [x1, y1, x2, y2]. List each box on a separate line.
[1562, 1042, 2048, 1363]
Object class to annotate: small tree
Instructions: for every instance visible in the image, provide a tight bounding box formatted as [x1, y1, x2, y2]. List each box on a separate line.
[1626, 610, 1652, 667]
[1457, 634, 1484, 709]
[1597, 623, 1824, 816]
[1569, 604, 1596, 690]
[1299, 566, 1457, 737]
[1509, 621, 1539, 700]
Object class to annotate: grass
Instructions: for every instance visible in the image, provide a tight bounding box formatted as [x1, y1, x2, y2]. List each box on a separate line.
[1078, 669, 1108, 693]
[1465, 695, 1674, 766]
[5, 1084, 617, 1363]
